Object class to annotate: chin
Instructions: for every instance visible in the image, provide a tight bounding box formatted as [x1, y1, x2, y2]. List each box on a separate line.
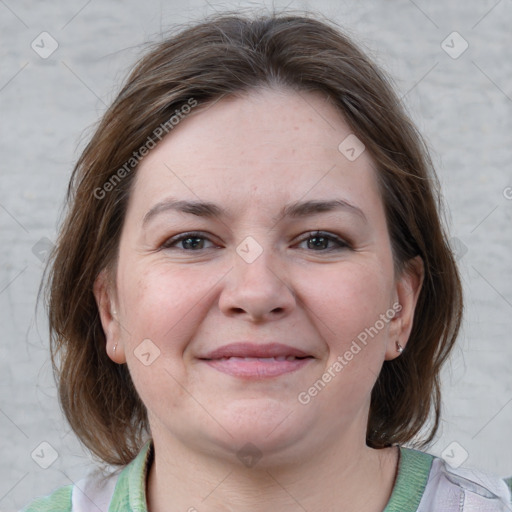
[198, 398, 313, 464]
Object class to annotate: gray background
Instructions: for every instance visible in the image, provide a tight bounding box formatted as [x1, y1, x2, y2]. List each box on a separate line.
[1, 0, 511, 510]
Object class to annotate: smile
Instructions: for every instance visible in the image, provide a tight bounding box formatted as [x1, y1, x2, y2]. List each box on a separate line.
[202, 356, 313, 378]
[198, 342, 315, 379]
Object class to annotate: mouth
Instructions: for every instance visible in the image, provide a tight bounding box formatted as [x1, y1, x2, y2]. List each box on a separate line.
[198, 342, 315, 379]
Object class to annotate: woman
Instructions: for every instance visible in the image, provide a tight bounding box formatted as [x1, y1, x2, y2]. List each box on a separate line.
[22, 11, 512, 512]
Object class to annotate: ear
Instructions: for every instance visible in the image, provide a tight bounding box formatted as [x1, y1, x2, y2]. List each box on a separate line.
[93, 269, 126, 363]
[385, 255, 424, 361]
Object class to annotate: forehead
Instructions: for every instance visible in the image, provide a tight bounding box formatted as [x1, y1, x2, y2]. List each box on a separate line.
[128, 87, 381, 218]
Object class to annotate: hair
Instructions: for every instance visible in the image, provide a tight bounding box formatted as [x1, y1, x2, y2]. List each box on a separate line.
[43, 10, 463, 466]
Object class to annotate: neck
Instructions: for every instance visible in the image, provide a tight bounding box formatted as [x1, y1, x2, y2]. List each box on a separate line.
[146, 430, 399, 512]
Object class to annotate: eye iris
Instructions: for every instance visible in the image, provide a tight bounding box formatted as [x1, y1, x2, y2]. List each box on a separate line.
[182, 237, 203, 250]
[308, 235, 329, 250]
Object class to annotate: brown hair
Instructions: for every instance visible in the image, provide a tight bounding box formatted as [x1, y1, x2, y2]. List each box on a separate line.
[43, 10, 463, 466]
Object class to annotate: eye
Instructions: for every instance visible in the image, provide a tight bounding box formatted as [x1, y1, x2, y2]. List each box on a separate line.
[161, 232, 218, 251]
[296, 231, 350, 251]
[161, 230, 350, 252]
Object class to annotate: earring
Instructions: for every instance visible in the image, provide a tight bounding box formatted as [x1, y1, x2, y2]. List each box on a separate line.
[113, 342, 118, 355]
[396, 341, 404, 354]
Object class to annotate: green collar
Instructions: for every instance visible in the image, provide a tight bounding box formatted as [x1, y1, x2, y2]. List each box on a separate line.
[108, 439, 154, 511]
[384, 446, 434, 512]
[109, 441, 433, 512]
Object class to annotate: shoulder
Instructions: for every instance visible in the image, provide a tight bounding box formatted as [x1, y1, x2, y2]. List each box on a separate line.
[416, 450, 512, 511]
[19, 468, 121, 512]
[20, 440, 153, 512]
[19, 484, 73, 512]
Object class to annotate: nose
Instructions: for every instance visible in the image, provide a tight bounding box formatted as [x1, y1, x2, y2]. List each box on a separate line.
[218, 243, 296, 323]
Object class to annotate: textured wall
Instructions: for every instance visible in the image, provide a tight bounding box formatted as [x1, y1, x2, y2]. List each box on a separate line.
[1, 0, 511, 510]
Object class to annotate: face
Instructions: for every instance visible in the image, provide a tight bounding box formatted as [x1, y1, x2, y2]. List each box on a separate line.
[95, 87, 422, 464]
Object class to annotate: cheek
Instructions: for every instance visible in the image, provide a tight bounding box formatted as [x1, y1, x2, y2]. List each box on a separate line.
[301, 263, 394, 411]
[117, 264, 213, 409]
[308, 260, 394, 353]
[117, 261, 226, 353]
[118, 265, 189, 346]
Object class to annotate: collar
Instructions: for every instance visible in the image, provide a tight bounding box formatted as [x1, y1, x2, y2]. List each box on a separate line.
[108, 438, 154, 512]
[108, 440, 433, 512]
[384, 446, 434, 512]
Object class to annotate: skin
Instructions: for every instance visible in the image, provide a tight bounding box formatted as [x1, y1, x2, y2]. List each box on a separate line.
[94, 87, 423, 512]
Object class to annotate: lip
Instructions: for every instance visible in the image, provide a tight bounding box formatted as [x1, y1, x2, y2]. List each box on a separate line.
[200, 342, 313, 360]
[198, 342, 314, 379]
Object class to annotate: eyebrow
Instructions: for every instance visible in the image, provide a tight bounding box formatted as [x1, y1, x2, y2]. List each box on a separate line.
[142, 197, 367, 226]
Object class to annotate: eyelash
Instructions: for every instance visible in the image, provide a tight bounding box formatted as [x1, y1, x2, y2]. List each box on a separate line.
[161, 231, 351, 252]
